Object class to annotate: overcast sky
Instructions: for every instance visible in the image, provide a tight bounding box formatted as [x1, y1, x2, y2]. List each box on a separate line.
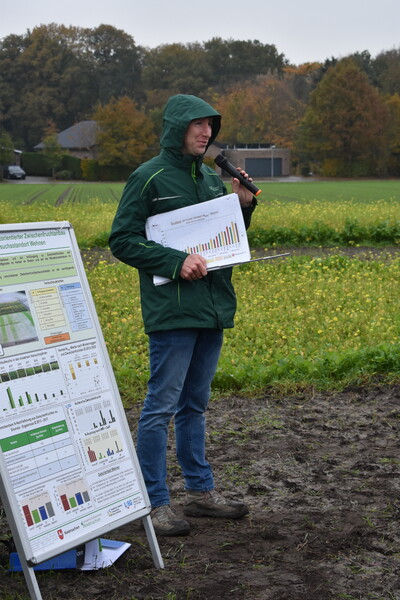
[1, 0, 399, 66]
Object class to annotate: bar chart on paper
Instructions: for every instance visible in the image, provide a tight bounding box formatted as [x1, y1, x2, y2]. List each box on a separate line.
[145, 194, 251, 270]
[164, 215, 242, 255]
[172, 218, 245, 270]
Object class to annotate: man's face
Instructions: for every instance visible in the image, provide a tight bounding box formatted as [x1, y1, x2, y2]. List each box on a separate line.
[183, 117, 213, 156]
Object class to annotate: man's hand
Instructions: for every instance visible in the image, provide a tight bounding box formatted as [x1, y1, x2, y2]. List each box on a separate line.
[231, 168, 255, 207]
[180, 254, 208, 280]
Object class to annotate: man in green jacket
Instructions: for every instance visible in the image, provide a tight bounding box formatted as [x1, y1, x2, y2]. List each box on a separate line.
[109, 94, 256, 536]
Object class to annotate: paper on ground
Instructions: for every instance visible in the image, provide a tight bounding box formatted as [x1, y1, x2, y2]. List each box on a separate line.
[80, 538, 131, 570]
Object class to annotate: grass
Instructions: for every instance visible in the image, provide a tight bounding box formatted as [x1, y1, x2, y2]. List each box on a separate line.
[88, 254, 400, 401]
[0, 182, 124, 205]
[250, 180, 400, 246]
[1, 179, 400, 399]
[0, 182, 123, 248]
[257, 179, 400, 203]
[2, 179, 400, 247]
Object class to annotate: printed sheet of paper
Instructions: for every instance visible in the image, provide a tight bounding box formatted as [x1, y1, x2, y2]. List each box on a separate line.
[145, 194, 251, 285]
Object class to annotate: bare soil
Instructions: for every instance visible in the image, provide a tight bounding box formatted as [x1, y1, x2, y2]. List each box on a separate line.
[1, 248, 400, 599]
[1, 383, 400, 600]
[79, 245, 400, 270]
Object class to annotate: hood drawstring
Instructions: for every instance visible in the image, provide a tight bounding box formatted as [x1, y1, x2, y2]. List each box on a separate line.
[191, 162, 197, 185]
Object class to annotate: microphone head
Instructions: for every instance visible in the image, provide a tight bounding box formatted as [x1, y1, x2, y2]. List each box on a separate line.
[214, 153, 261, 196]
[214, 154, 226, 168]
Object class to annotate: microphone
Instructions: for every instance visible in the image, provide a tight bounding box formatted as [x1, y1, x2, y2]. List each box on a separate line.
[214, 154, 262, 197]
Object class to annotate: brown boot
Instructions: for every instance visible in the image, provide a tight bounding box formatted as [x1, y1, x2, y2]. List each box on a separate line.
[183, 489, 249, 519]
[150, 505, 190, 536]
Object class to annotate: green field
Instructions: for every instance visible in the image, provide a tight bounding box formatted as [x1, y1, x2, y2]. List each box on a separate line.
[2, 180, 400, 247]
[251, 180, 400, 246]
[0, 182, 124, 205]
[1, 179, 400, 400]
[87, 253, 400, 400]
[0, 182, 124, 248]
[260, 179, 400, 203]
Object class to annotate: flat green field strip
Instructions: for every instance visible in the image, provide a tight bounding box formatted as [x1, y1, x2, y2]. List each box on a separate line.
[257, 180, 400, 203]
[1, 180, 400, 247]
[0, 183, 125, 246]
[252, 181, 400, 246]
[0, 183, 124, 206]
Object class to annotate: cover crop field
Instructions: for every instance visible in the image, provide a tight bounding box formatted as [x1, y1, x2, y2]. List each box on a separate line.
[1, 179, 400, 396]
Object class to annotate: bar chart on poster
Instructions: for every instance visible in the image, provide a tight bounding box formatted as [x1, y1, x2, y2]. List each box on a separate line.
[58, 339, 110, 398]
[0, 223, 152, 573]
[0, 349, 66, 413]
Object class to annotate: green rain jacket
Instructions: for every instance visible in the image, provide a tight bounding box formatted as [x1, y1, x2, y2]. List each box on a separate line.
[109, 94, 256, 334]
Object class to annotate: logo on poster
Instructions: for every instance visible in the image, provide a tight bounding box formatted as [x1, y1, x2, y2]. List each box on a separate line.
[57, 529, 64, 540]
[107, 505, 122, 517]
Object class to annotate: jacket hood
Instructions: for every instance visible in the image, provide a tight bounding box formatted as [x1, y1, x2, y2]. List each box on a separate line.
[160, 94, 221, 155]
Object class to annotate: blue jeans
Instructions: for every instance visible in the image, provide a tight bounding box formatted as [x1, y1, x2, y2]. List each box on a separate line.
[137, 328, 224, 508]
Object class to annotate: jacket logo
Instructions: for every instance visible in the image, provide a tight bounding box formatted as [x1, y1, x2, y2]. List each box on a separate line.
[152, 195, 181, 202]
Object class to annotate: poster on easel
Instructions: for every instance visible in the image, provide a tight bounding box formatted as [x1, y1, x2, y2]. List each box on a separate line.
[0, 222, 160, 578]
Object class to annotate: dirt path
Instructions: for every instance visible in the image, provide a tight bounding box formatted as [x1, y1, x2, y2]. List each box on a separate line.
[80, 245, 400, 270]
[1, 382, 400, 599]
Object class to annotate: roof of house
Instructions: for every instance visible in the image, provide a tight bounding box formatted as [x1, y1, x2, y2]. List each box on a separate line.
[34, 121, 98, 150]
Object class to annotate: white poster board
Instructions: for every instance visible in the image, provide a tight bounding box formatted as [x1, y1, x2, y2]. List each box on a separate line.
[0, 222, 159, 574]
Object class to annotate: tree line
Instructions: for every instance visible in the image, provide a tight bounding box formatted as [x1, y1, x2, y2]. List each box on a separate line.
[1, 23, 399, 177]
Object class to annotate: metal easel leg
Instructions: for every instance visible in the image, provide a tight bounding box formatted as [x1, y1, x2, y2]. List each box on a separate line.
[142, 515, 164, 569]
[19, 557, 43, 600]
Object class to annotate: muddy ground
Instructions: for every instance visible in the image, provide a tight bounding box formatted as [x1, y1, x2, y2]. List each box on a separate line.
[78, 245, 400, 270]
[1, 247, 400, 599]
[1, 383, 400, 600]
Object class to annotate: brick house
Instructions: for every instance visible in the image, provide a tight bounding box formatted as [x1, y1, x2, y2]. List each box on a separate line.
[209, 142, 290, 178]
